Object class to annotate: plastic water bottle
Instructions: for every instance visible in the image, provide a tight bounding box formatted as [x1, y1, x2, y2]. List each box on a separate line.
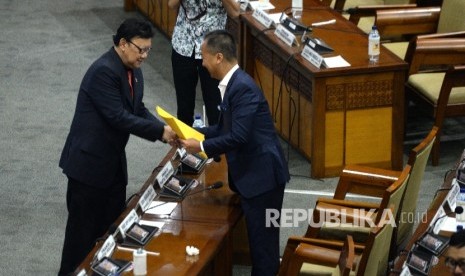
[192, 114, 204, 128]
[368, 25, 380, 63]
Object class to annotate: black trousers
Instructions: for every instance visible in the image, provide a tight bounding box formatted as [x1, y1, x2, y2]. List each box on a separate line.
[171, 48, 221, 126]
[58, 177, 126, 276]
[241, 185, 285, 276]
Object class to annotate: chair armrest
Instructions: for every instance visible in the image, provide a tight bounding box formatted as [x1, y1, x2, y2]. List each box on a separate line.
[317, 198, 380, 210]
[375, 7, 441, 37]
[279, 235, 355, 275]
[407, 38, 465, 75]
[334, 164, 401, 199]
[346, 4, 417, 25]
[417, 31, 465, 40]
[290, 238, 362, 273]
[314, 199, 379, 227]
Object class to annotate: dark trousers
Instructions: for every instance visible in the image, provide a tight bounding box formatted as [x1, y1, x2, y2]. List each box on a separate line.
[58, 177, 126, 276]
[241, 185, 285, 276]
[171, 48, 221, 126]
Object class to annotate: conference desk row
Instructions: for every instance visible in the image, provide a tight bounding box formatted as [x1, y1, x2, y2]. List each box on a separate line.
[75, 149, 249, 275]
[124, 0, 407, 178]
[390, 152, 465, 276]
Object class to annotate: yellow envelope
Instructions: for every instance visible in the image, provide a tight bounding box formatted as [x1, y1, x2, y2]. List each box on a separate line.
[156, 106, 207, 159]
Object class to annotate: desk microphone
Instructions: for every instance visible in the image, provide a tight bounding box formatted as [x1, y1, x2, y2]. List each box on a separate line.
[184, 181, 224, 198]
[430, 206, 464, 233]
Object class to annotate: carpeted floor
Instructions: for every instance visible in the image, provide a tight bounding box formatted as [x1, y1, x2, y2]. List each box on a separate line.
[1, 0, 464, 275]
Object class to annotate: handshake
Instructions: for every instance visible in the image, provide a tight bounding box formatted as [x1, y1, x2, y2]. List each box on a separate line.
[161, 125, 203, 155]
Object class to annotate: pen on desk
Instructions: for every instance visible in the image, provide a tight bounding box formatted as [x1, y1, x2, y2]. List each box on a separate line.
[312, 19, 336, 27]
[117, 246, 160, 256]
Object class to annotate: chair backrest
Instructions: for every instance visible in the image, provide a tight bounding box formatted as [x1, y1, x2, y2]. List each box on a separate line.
[396, 127, 437, 244]
[376, 7, 441, 38]
[355, 220, 395, 276]
[336, 235, 355, 276]
[437, 0, 465, 33]
[373, 164, 411, 225]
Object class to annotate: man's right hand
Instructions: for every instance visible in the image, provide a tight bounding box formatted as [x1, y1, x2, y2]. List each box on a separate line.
[162, 125, 177, 146]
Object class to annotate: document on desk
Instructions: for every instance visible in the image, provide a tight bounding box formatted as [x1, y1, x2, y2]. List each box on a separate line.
[249, 0, 275, 10]
[323, 55, 351, 68]
[156, 106, 207, 158]
[144, 200, 178, 216]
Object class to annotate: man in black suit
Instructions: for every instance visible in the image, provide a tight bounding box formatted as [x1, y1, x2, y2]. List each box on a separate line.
[58, 18, 176, 275]
[179, 30, 290, 276]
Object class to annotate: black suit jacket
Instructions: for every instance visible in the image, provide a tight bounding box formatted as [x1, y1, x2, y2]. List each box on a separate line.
[202, 69, 290, 199]
[59, 48, 164, 188]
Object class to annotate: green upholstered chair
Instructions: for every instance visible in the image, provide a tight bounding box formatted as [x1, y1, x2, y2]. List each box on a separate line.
[304, 127, 436, 258]
[279, 222, 394, 276]
[395, 127, 437, 248]
[378, 0, 465, 59]
[405, 37, 465, 165]
[304, 164, 410, 269]
[331, 0, 416, 34]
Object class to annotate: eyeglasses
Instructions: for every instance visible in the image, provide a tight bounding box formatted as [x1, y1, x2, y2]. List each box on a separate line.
[128, 40, 151, 55]
[445, 257, 465, 271]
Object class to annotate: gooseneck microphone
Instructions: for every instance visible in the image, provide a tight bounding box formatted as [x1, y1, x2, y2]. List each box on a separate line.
[184, 181, 224, 198]
[430, 206, 464, 233]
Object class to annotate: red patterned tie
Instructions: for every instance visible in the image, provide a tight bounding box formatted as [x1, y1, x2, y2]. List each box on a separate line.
[127, 70, 134, 99]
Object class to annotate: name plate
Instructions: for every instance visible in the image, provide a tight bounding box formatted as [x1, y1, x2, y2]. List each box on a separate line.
[97, 235, 116, 261]
[240, 0, 249, 12]
[252, 8, 274, 28]
[274, 25, 296, 47]
[156, 161, 175, 189]
[301, 45, 324, 68]
[432, 206, 446, 234]
[400, 265, 413, 276]
[448, 179, 460, 209]
[138, 185, 157, 212]
[76, 269, 87, 276]
[118, 209, 139, 238]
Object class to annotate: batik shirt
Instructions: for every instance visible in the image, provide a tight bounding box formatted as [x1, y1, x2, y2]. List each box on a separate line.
[171, 0, 227, 59]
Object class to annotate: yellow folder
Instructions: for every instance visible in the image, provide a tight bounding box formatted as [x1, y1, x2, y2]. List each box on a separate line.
[156, 106, 207, 159]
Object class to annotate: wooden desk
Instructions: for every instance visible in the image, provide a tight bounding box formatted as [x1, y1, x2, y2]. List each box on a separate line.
[241, 0, 408, 178]
[74, 149, 248, 275]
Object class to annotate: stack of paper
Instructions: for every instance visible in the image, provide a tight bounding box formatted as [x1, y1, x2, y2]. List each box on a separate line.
[156, 106, 207, 158]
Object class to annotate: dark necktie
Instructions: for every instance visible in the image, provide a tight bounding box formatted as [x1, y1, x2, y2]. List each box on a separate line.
[127, 70, 134, 99]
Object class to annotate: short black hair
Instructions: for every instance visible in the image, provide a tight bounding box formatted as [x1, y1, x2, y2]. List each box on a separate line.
[203, 30, 237, 62]
[450, 229, 465, 248]
[112, 18, 154, 46]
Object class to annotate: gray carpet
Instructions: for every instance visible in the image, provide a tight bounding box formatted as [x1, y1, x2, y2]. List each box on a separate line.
[1, 0, 464, 275]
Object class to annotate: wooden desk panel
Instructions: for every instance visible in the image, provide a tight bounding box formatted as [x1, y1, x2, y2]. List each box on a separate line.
[241, 1, 408, 178]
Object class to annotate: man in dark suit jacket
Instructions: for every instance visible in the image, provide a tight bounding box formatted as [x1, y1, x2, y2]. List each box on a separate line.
[179, 30, 290, 276]
[58, 18, 176, 276]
